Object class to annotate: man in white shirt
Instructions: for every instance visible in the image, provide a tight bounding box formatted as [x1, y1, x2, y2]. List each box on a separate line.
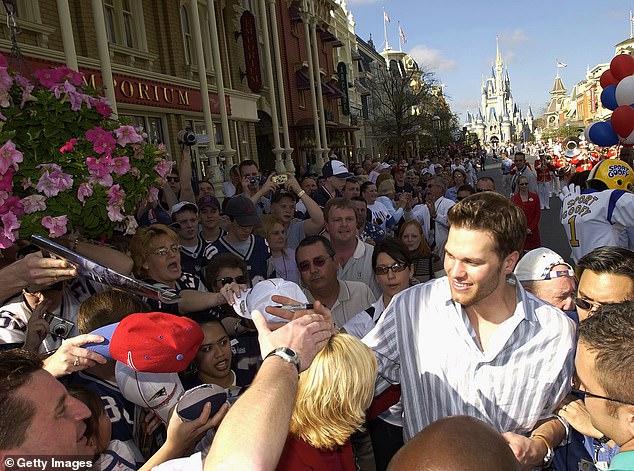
[362, 192, 576, 470]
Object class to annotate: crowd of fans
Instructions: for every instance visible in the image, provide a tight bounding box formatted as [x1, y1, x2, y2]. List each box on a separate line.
[1, 141, 634, 471]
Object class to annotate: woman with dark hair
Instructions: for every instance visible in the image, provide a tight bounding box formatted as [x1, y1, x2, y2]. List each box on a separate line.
[445, 168, 467, 202]
[341, 237, 414, 471]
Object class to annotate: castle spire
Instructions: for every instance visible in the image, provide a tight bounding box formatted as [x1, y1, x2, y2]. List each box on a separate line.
[496, 36, 503, 68]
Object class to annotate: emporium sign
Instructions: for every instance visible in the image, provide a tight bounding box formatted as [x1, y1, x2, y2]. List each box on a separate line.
[24, 57, 231, 115]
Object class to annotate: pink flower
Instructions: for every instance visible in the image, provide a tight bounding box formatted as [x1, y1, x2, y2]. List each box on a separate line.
[85, 127, 116, 156]
[107, 184, 125, 206]
[115, 125, 143, 146]
[0, 140, 23, 175]
[132, 144, 144, 160]
[88, 171, 113, 187]
[77, 182, 93, 204]
[93, 97, 112, 117]
[0, 54, 7, 68]
[129, 166, 140, 177]
[112, 156, 130, 175]
[86, 156, 114, 186]
[21, 195, 47, 214]
[36, 169, 73, 197]
[147, 186, 159, 203]
[154, 160, 173, 178]
[51, 66, 83, 86]
[60, 138, 77, 154]
[107, 205, 124, 222]
[0, 67, 13, 91]
[21, 177, 31, 190]
[0, 211, 20, 249]
[41, 215, 68, 238]
[15, 76, 35, 108]
[33, 68, 57, 88]
[0, 167, 13, 192]
[0, 194, 23, 217]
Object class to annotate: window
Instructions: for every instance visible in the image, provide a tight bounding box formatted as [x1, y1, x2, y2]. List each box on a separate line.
[215, 123, 224, 146]
[299, 90, 306, 109]
[181, 5, 194, 65]
[120, 115, 165, 144]
[103, 0, 147, 51]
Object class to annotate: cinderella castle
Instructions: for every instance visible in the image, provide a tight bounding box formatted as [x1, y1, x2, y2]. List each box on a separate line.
[464, 38, 534, 146]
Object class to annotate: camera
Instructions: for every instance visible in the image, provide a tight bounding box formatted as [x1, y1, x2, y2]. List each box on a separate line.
[43, 312, 74, 339]
[249, 176, 260, 185]
[271, 174, 288, 185]
[179, 129, 197, 146]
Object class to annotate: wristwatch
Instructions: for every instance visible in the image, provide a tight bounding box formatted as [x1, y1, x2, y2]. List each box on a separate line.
[265, 347, 301, 373]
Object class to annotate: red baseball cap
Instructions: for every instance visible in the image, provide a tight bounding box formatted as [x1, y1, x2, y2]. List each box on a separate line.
[86, 312, 204, 373]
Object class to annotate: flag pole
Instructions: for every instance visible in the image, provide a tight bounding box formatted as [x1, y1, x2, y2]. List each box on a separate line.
[630, 10, 633, 39]
[556, 58, 559, 78]
[383, 8, 390, 50]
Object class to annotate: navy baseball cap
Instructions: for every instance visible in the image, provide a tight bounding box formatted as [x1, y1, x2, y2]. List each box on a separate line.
[138, 207, 180, 229]
[224, 196, 260, 226]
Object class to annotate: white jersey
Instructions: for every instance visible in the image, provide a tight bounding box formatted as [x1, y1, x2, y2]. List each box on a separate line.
[560, 188, 634, 263]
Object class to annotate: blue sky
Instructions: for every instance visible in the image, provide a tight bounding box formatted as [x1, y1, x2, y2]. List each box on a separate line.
[347, 0, 634, 124]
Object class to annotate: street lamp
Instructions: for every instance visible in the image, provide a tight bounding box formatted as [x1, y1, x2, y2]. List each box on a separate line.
[432, 115, 441, 151]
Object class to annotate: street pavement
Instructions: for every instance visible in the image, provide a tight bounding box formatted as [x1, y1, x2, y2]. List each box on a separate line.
[477, 154, 573, 265]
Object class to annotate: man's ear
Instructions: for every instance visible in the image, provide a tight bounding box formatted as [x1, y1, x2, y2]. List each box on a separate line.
[622, 404, 634, 438]
[503, 250, 520, 275]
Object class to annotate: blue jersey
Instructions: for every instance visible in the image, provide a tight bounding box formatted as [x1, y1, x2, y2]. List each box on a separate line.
[212, 234, 271, 283]
[69, 371, 136, 443]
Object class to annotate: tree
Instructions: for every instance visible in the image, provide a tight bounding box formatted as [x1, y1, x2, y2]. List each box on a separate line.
[368, 60, 455, 158]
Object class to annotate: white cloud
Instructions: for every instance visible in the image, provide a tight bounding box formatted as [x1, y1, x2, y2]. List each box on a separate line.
[457, 98, 481, 109]
[501, 28, 529, 44]
[504, 50, 516, 64]
[407, 45, 457, 72]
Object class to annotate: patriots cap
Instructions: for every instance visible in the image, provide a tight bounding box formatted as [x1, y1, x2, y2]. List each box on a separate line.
[224, 196, 260, 226]
[232, 278, 308, 323]
[514, 247, 574, 281]
[115, 362, 184, 424]
[138, 207, 181, 229]
[322, 160, 353, 179]
[84, 312, 204, 373]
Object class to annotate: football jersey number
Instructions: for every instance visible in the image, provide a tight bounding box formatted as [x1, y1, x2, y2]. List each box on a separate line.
[567, 215, 580, 247]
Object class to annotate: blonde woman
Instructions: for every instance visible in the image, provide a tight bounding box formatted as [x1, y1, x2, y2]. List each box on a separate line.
[276, 334, 378, 470]
[259, 214, 299, 284]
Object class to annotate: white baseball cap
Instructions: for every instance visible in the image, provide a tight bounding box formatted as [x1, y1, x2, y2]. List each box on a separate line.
[115, 362, 184, 424]
[322, 160, 353, 179]
[231, 278, 308, 323]
[514, 247, 574, 281]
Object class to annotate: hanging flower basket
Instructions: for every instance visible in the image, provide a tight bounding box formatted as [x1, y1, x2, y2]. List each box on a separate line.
[0, 55, 172, 248]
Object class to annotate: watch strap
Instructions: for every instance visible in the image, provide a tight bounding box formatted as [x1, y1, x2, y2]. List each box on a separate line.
[265, 347, 300, 373]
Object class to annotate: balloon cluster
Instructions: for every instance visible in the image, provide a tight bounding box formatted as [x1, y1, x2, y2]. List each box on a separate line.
[587, 54, 634, 147]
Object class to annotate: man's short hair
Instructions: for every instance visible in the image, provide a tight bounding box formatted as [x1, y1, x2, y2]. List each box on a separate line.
[78, 290, 150, 334]
[295, 235, 336, 261]
[448, 192, 526, 259]
[0, 349, 43, 449]
[428, 176, 447, 193]
[577, 247, 634, 293]
[476, 176, 496, 190]
[238, 159, 259, 177]
[577, 301, 634, 412]
[324, 197, 357, 223]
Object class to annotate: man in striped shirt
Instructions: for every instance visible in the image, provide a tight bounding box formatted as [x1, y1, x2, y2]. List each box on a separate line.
[363, 192, 576, 470]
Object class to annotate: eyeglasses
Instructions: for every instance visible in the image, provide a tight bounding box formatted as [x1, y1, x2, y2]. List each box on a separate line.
[167, 176, 180, 182]
[572, 375, 632, 405]
[216, 275, 248, 286]
[374, 262, 408, 275]
[518, 183, 529, 186]
[298, 255, 331, 272]
[151, 245, 180, 257]
[572, 295, 602, 312]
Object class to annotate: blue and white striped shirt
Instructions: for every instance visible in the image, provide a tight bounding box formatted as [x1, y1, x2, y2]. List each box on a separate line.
[363, 276, 576, 441]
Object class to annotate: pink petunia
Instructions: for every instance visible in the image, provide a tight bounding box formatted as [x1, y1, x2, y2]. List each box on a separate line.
[60, 138, 77, 154]
[33, 68, 57, 88]
[85, 127, 116, 156]
[115, 125, 144, 146]
[77, 182, 93, 204]
[0, 167, 13, 192]
[35, 169, 73, 197]
[106, 204, 124, 222]
[51, 66, 83, 87]
[0, 211, 20, 249]
[107, 184, 125, 206]
[41, 215, 68, 238]
[0, 67, 12, 91]
[147, 186, 159, 203]
[21, 195, 47, 214]
[154, 160, 173, 178]
[21, 177, 32, 190]
[0, 140, 23, 175]
[94, 98, 112, 117]
[111, 156, 130, 175]
[0, 195, 23, 217]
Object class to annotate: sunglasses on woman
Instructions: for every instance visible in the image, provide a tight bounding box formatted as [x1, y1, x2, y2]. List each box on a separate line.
[216, 275, 248, 286]
[374, 262, 408, 275]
